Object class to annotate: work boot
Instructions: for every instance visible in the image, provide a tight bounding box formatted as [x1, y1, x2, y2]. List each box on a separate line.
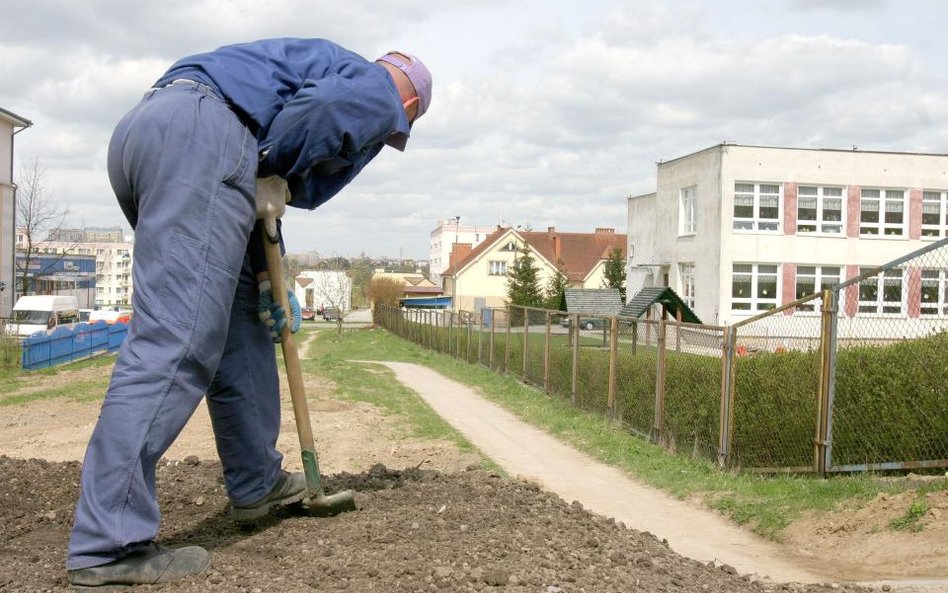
[67, 543, 209, 588]
[231, 470, 307, 520]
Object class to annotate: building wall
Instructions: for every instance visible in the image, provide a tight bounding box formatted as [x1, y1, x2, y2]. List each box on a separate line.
[449, 230, 557, 312]
[429, 220, 497, 284]
[0, 118, 14, 317]
[630, 144, 948, 325]
[15, 234, 134, 308]
[295, 270, 352, 312]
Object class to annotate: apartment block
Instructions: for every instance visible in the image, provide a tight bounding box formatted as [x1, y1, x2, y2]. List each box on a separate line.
[627, 143, 948, 326]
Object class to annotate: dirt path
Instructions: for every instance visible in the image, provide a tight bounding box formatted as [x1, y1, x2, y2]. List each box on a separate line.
[370, 361, 821, 583]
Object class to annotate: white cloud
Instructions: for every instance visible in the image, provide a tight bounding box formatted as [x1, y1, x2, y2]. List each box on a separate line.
[6, 0, 948, 259]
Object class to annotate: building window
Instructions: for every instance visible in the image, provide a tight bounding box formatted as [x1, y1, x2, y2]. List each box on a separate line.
[731, 263, 779, 312]
[679, 263, 695, 309]
[679, 186, 696, 235]
[795, 265, 841, 312]
[858, 268, 903, 314]
[501, 241, 518, 251]
[860, 188, 905, 237]
[488, 260, 507, 276]
[921, 190, 948, 239]
[733, 183, 781, 232]
[797, 186, 844, 234]
[920, 269, 948, 316]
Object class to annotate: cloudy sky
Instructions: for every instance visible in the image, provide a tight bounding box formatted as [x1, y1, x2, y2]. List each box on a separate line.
[4, 0, 947, 259]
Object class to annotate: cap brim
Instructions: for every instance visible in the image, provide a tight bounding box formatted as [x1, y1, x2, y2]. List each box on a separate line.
[385, 132, 409, 152]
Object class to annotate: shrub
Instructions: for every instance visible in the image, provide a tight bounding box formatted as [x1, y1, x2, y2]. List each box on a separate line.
[366, 277, 405, 318]
[0, 335, 20, 370]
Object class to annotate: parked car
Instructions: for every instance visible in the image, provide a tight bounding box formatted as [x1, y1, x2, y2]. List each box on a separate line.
[559, 316, 631, 331]
[301, 306, 316, 321]
[322, 307, 343, 322]
[5, 295, 80, 337]
[558, 315, 607, 330]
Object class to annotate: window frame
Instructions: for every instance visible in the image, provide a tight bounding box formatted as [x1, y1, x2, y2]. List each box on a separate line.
[679, 186, 697, 236]
[678, 262, 695, 309]
[794, 265, 842, 312]
[732, 182, 782, 233]
[796, 185, 845, 235]
[857, 267, 904, 315]
[859, 188, 906, 237]
[731, 263, 780, 313]
[919, 268, 948, 316]
[488, 260, 508, 276]
[921, 190, 948, 240]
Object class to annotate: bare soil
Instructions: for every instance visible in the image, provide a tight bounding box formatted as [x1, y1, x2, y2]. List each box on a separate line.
[0, 331, 944, 592]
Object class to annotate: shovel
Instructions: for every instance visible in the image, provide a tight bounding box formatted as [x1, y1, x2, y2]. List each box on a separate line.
[261, 218, 357, 516]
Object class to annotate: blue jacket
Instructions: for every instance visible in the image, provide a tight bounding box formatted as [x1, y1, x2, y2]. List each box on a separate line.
[156, 38, 410, 211]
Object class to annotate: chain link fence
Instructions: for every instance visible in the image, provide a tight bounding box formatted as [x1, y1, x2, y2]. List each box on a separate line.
[826, 239, 948, 472]
[375, 238, 948, 474]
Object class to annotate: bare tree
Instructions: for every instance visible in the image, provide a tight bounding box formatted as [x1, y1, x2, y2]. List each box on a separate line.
[14, 158, 74, 296]
[306, 262, 352, 334]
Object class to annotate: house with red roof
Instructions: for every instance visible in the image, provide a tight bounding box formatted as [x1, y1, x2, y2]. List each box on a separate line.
[441, 226, 627, 313]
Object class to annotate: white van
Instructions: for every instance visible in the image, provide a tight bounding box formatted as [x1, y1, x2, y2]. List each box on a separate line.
[5, 295, 80, 337]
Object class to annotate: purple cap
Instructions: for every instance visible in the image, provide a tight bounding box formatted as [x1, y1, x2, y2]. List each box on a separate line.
[377, 51, 432, 118]
[378, 52, 431, 150]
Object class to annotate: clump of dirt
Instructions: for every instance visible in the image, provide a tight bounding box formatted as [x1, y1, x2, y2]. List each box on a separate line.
[0, 455, 871, 593]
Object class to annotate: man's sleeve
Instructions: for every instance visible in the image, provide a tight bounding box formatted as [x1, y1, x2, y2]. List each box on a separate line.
[257, 71, 404, 182]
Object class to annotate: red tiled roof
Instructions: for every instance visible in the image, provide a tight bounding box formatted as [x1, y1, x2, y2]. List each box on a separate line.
[442, 226, 626, 282]
[441, 227, 511, 277]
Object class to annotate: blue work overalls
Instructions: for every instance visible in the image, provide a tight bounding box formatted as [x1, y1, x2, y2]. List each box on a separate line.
[67, 81, 283, 569]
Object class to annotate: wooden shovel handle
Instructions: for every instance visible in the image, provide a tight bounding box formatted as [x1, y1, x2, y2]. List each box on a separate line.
[262, 224, 316, 454]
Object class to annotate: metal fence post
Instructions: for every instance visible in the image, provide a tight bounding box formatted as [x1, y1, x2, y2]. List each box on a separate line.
[815, 288, 839, 475]
[489, 309, 496, 369]
[652, 319, 667, 444]
[477, 312, 484, 366]
[718, 326, 735, 467]
[544, 310, 552, 393]
[466, 314, 473, 363]
[571, 313, 579, 406]
[522, 307, 529, 379]
[504, 307, 512, 373]
[608, 316, 618, 414]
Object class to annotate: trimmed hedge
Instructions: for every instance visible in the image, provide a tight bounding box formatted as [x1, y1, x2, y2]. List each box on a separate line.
[395, 316, 948, 472]
[832, 332, 948, 467]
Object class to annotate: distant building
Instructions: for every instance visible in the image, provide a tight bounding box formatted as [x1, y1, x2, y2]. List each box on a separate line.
[0, 106, 32, 318]
[47, 227, 125, 243]
[628, 143, 948, 325]
[13, 251, 96, 308]
[441, 226, 627, 313]
[15, 229, 133, 308]
[295, 270, 351, 312]
[370, 270, 442, 302]
[429, 218, 497, 286]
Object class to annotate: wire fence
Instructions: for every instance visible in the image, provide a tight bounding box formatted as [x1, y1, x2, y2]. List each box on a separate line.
[375, 239, 948, 474]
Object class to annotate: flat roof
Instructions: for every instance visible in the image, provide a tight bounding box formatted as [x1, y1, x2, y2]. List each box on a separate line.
[0, 107, 32, 128]
[658, 142, 948, 167]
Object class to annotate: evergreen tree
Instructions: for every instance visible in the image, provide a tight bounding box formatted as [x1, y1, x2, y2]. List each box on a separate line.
[602, 247, 627, 301]
[506, 242, 544, 309]
[544, 260, 569, 310]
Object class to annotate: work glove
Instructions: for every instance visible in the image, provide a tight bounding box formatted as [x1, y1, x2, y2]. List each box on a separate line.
[257, 280, 301, 342]
[255, 175, 290, 239]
